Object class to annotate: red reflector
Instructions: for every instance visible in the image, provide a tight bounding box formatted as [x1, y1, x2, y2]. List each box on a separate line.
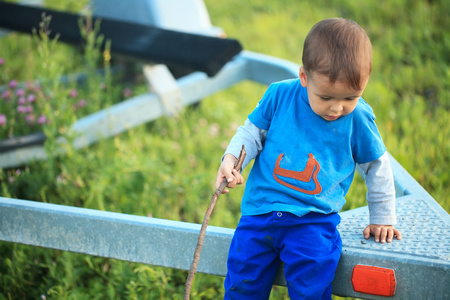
[351, 265, 396, 297]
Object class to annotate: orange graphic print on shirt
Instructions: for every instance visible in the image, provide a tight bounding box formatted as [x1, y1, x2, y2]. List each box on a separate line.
[273, 153, 322, 195]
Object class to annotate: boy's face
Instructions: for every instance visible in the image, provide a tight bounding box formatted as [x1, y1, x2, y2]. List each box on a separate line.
[299, 67, 368, 121]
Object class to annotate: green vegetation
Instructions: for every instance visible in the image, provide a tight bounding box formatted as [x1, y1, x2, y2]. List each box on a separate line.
[0, 0, 448, 299]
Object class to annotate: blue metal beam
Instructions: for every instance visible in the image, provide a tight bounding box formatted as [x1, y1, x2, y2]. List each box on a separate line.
[0, 197, 231, 276]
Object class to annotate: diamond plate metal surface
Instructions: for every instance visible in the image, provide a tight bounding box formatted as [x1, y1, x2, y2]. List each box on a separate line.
[338, 195, 450, 261]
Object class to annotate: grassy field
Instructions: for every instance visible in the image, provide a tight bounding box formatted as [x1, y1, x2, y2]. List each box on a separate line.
[0, 0, 448, 299]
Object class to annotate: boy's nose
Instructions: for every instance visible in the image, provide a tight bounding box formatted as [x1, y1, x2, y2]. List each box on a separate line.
[330, 102, 343, 113]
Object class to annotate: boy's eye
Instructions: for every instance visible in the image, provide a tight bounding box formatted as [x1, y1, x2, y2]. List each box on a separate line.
[320, 97, 331, 100]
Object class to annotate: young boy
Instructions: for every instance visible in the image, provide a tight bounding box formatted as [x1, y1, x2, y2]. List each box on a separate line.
[215, 18, 402, 299]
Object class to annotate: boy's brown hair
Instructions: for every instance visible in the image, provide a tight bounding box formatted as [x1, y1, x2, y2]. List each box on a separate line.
[302, 18, 372, 90]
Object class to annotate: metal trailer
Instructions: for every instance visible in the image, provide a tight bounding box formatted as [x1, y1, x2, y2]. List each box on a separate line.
[0, 1, 449, 298]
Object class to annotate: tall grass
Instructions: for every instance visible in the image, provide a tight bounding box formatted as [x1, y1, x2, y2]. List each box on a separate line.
[0, 0, 448, 299]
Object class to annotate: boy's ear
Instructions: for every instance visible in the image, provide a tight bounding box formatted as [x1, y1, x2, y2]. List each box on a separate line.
[299, 66, 308, 87]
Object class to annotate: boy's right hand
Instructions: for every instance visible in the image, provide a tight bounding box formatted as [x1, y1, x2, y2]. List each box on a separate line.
[215, 154, 245, 194]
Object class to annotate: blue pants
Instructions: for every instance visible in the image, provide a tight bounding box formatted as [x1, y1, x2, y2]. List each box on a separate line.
[224, 212, 342, 300]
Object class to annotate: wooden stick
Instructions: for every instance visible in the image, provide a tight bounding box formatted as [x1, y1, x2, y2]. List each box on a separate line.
[184, 145, 246, 300]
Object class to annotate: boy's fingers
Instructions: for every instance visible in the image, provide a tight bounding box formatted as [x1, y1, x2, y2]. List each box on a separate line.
[215, 176, 230, 193]
[216, 170, 233, 187]
[214, 178, 220, 190]
[374, 227, 382, 243]
[232, 170, 244, 184]
[387, 229, 394, 243]
[380, 227, 388, 243]
[363, 226, 371, 239]
[215, 175, 225, 189]
[227, 180, 237, 189]
[394, 229, 402, 240]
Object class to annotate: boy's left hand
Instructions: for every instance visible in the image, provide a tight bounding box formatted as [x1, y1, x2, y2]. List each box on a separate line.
[363, 225, 402, 243]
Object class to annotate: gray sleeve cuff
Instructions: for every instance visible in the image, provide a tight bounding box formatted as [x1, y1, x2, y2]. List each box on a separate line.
[222, 118, 267, 170]
[359, 152, 397, 225]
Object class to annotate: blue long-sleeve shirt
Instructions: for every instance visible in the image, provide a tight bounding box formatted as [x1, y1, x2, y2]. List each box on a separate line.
[225, 79, 396, 225]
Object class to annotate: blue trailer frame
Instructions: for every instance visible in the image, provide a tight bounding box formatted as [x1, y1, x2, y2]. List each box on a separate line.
[0, 2, 449, 298]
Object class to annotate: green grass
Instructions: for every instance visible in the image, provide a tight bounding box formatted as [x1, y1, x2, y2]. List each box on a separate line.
[0, 0, 448, 299]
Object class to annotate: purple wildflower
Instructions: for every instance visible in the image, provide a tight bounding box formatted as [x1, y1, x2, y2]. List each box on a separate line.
[17, 105, 26, 114]
[25, 81, 34, 90]
[69, 89, 78, 98]
[1, 90, 11, 100]
[77, 99, 87, 107]
[123, 88, 132, 98]
[18, 97, 26, 105]
[9, 80, 18, 89]
[37, 114, 47, 125]
[16, 89, 25, 97]
[0, 114, 6, 126]
[27, 94, 36, 103]
[0, 58, 4, 65]
[25, 105, 33, 113]
[25, 114, 35, 125]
